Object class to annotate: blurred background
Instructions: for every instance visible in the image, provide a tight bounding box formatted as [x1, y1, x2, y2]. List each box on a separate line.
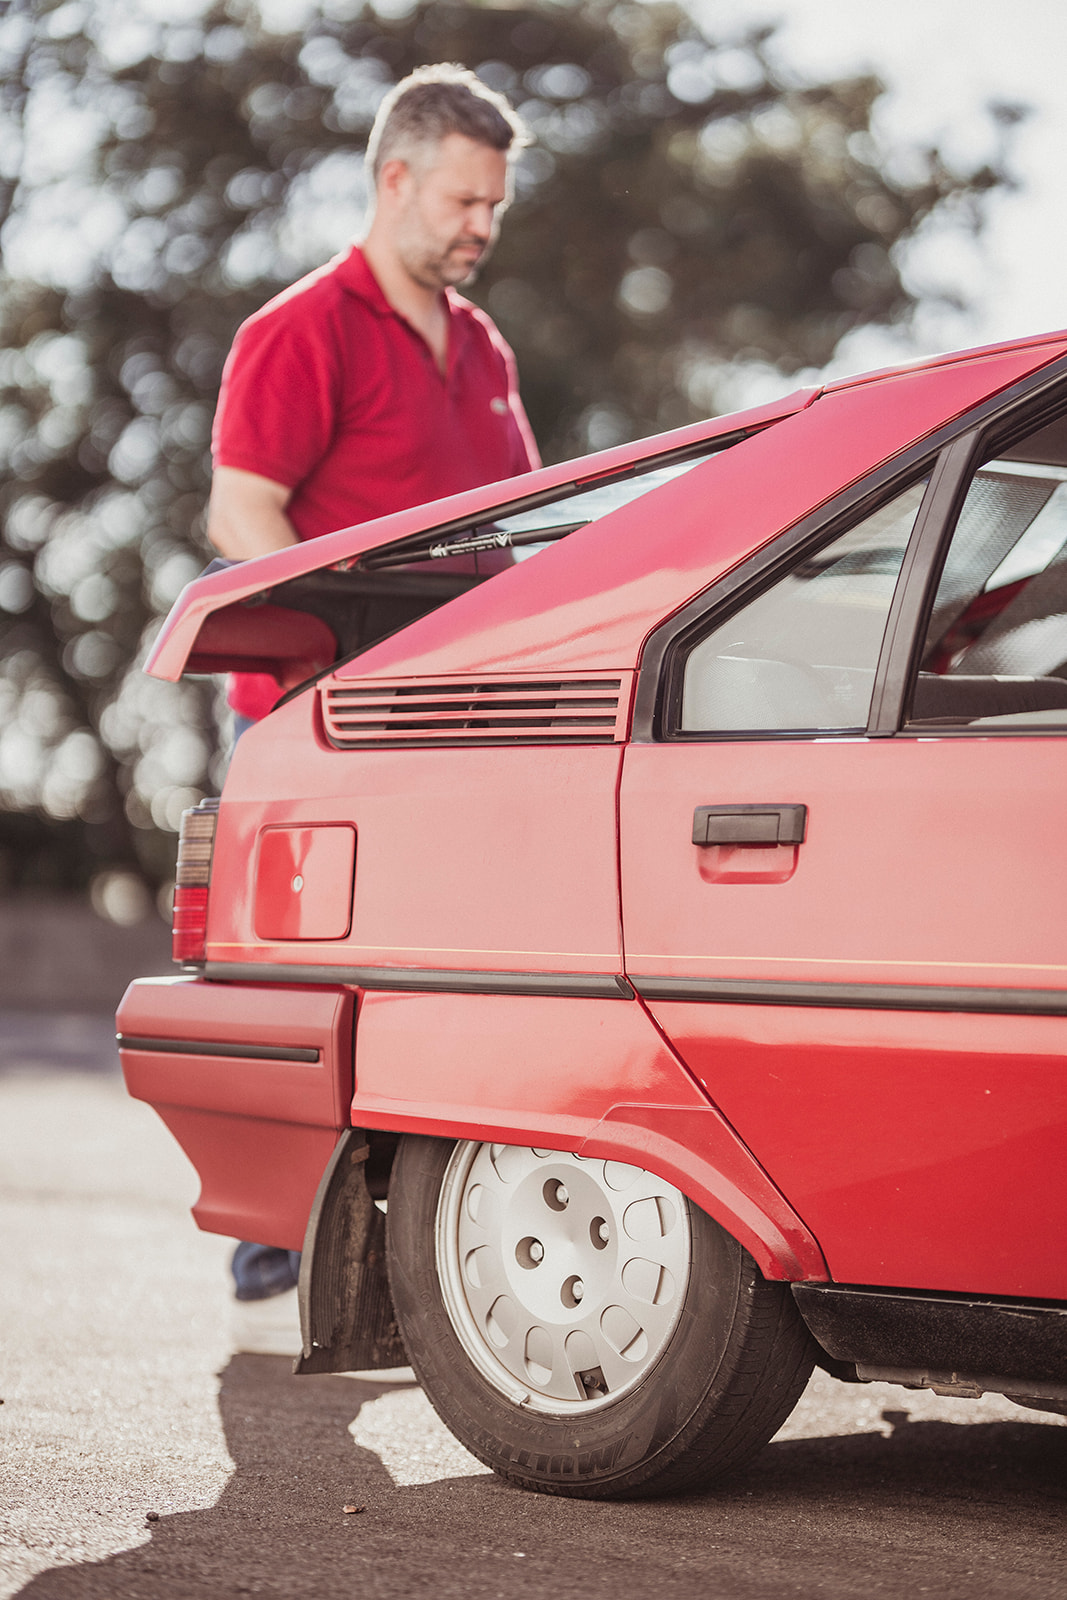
[0, 0, 1062, 1002]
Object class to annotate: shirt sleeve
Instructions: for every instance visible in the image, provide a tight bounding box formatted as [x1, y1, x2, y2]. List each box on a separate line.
[475, 310, 541, 475]
[504, 344, 542, 475]
[212, 300, 341, 488]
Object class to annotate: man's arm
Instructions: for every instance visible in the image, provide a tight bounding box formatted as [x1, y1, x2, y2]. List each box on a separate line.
[206, 466, 299, 560]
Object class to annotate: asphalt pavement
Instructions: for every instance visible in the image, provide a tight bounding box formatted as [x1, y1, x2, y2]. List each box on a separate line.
[1, 1011, 1064, 1600]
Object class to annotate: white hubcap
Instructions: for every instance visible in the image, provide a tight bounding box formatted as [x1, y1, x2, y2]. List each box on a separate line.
[436, 1143, 692, 1413]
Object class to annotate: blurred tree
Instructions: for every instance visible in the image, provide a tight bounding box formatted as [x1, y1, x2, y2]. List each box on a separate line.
[0, 0, 1015, 905]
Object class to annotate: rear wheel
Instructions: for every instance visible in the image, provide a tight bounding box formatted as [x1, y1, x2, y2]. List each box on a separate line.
[386, 1136, 815, 1498]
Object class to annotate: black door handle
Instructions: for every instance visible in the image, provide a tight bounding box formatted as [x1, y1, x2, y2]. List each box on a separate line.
[692, 804, 807, 846]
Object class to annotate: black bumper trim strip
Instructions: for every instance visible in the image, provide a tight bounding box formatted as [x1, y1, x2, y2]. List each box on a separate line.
[630, 975, 1067, 1016]
[117, 1034, 321, 1064]
[202, 963, 635, 1000]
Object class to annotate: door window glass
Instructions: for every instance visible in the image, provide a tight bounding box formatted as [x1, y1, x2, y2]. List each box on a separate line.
[910, 415, 1067, 727]
[680, 480, 927, 732]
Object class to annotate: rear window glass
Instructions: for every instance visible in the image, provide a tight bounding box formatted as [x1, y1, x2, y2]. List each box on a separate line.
[361, 448, 721, 571]
[263, 444, 730, 682]
[499, 456, 716, 562]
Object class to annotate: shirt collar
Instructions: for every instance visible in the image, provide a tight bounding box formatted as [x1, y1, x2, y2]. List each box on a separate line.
[338, 246, 475, 349]
[336, 245, 395, 316]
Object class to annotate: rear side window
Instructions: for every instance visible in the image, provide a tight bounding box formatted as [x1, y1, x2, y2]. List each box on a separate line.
[909, 421, 1067, 727]
[680, 481, 928, 732]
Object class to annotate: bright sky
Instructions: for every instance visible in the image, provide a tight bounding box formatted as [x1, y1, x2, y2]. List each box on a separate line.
[703, 0, 1066, 372]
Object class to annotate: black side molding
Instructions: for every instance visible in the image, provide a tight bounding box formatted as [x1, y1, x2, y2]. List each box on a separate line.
[630, 976, 1067, 1017]
[117, 1034, 320, 1063]
[204, 962, 635, 1000]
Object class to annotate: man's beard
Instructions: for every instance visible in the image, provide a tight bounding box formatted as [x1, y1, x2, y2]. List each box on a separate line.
[406, 238, 489, 292]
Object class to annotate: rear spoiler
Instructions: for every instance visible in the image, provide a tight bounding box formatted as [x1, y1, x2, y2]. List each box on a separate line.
[146, 389, 818, 685]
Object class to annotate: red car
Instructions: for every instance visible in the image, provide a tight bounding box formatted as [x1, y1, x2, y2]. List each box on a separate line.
[120, 330, 1067, 1498]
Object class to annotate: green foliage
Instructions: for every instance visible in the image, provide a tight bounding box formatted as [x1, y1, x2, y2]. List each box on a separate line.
[0, 0, 1010, 897]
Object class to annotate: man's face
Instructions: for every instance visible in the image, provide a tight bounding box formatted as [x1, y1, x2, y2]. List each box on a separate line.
[389, 133, 510, 292]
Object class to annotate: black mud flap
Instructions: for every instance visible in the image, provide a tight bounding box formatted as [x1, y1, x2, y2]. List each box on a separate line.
[294, 1128, 407, 1374]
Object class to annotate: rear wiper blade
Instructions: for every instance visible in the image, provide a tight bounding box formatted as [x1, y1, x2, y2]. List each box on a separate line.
[360, 521, 587, 572]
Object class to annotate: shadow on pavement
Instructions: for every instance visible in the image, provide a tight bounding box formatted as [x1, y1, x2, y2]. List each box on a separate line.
[16, 1358, 1067, 1600]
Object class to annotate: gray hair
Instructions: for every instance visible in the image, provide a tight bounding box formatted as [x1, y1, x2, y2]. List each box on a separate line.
[366, 63, 527, 184]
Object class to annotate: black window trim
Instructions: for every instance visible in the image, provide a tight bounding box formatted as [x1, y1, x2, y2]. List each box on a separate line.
[866, 429, 981, 735]
[632, 348, 1067, 744]
[884, 380, 1067, 738]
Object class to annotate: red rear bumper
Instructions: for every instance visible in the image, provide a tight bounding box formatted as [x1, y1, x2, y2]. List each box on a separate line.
[118, 976, 353, 1249]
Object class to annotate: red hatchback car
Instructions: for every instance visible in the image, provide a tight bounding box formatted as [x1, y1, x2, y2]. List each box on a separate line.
[120, 331, 1067, 1498]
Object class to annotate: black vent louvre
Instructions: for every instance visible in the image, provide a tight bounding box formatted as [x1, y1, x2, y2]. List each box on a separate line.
[321, 675, 631, 748]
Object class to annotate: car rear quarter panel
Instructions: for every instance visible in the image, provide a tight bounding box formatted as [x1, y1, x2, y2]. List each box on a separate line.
[208, 721, 625, 976]
[347, 988, 826, 1281]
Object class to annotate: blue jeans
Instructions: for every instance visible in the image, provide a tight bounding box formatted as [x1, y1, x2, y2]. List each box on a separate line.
[229, 709, 302, 1302]
[232, 1241, 301, 1301]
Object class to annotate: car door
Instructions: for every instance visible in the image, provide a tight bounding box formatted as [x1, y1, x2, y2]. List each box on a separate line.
[619, 391, 1067, 1301]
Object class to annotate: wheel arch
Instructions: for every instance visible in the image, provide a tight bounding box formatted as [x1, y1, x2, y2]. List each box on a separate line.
[348, 989, 828, 1283]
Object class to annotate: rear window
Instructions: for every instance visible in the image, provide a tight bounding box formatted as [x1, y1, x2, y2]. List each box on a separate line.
[264, 443, 731, 670]
[359, 449, 720, 574]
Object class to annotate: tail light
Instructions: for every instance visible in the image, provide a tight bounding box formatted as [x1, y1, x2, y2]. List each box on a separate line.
[172, 798, 220, 965]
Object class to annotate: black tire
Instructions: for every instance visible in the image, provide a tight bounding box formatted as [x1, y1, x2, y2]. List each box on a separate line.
[386, 1135, 816, 1499]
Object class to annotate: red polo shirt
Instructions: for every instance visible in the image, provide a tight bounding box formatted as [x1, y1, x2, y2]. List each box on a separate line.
[212, 245, 539, 718]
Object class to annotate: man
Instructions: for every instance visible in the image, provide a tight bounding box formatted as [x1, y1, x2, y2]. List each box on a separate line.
[208, 61, 539, 721]
[207, 64, 538, 1347]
